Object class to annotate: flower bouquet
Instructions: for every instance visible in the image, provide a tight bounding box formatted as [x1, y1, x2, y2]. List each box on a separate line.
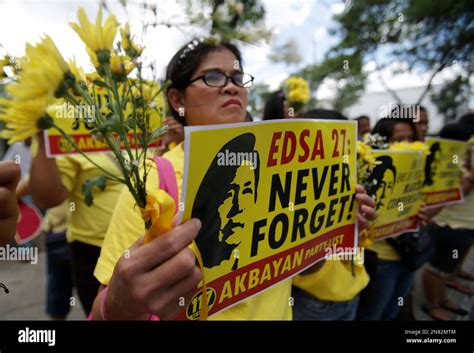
[0, 7, 171, 243]
[355, 135, 383, 248]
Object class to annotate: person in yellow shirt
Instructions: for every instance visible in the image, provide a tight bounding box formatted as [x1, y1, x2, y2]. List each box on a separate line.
[17, 174, 74, 320]
[29, 136, 123, 315]
[356, 114, 432, 320]
[292, 109, 370, 320]
[422, 122, 474, 320]
[90, 39, 377, 320]
[42, 200, 74, 320]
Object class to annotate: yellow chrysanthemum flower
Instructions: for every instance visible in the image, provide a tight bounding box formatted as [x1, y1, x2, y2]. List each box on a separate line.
[11, 56, 29, 76]
[130, 81, 166, 124]
[0, 55, 11, 78]
[69, 60, 87, 83]
[357, 140, 371, 158]
[131, 81, 163, 105]
[70, 7, 118, 58]
[284, 76, 310, 104]
[0, 97, 53, 144]
[389, 141, 429, 155]
[6, 35, 71, 101]
[86, 47, 100, 68]
[358, 143, 379, 169]
[120, 23, 144, 58]
[110, 54, 135, 78]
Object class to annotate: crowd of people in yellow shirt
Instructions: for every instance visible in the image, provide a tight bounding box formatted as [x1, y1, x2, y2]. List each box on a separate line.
[1, 39, 473, 321]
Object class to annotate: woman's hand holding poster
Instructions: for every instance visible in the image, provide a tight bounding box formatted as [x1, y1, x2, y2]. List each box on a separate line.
[179, 120, 357, 319]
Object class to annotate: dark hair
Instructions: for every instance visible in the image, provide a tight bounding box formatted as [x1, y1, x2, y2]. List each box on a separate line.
[356, 115, 370, 122]
[165, 40, 243, 125]
[424, 142, 441, 186]
[367, 155, 397, 209]
[191, 133, 260, 268]
[371, 118, 395, 141]
[439, 123, 474, 142]
[372, 117, 417, 143]
[262, 90, 286, 120]
[245, 111, 253, 122]
[458, 112, 474, 129]
[301, 109, 348, 120]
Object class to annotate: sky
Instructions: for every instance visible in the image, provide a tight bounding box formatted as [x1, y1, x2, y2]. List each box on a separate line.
[0, 0, 469, 104]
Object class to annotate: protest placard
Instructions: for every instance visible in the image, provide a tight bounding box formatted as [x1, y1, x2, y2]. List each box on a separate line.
[368, 150, 425, 240]
[423, 137, 468, 208]
[44, 82, 164, 156]
[178, 119, 358, 319]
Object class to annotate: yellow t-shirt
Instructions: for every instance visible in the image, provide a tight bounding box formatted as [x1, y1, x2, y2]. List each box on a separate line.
[292, 258, 369, 302]
[94, 143, 292, 320]
[41, 200, 69, 234]
[434, 191, 474, 229]
[56, 153, 123, 248]
[433, 169, 474, 230]
[368, 240, 401, 261]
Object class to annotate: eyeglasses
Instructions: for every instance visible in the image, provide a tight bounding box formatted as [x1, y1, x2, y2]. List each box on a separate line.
[188, 71, 254, 88]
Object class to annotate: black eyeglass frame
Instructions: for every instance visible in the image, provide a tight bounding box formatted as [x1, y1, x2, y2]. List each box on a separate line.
[187, 71, 255, 88]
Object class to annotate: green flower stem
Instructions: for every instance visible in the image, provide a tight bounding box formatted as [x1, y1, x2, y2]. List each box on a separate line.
[71, 83, 104, 127]
[63, 92, 81, 106]
[103, 65, 136, 165]
[128, 85, 140, 162]
[102, 132, 145, 208]
[51, 122, 124, 184]
[68, 79, 146, 210]
[103, 64, 146, 206]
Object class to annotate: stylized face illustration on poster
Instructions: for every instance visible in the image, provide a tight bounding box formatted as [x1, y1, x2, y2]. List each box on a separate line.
[191, 133, 260, 272]
[179, 120, 358, 319]
[367, 155, 397, 211]
[423, 137, 468, 208]
[367, 150, 425, 240]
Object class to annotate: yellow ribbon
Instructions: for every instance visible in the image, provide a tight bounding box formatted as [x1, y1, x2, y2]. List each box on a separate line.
[140, 193, 209, 320]
[141, 192, 174, 244]
[359, 226, 375, 248]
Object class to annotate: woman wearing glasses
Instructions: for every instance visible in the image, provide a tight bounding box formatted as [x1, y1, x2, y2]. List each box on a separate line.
[90, 39, 377, 320]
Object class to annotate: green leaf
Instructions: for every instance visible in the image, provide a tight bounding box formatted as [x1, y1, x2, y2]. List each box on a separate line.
[81, 175, 107, 207]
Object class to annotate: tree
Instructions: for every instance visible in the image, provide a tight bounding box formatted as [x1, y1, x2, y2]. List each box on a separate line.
[299, 0, 474, 119]
[430, 75, 470, 123]
[268, 38, 302, 68]
[296, 51, 365, 115]
[186, 0, 271, 43]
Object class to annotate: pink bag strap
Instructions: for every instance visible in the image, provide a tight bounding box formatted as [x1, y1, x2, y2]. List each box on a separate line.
[151, 156, 179, 215]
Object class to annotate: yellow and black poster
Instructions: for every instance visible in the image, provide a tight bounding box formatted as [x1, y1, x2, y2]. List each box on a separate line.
[44, 81, 164, 156]
[423, 137, 468, 208]
[178, 120, 358, 319]
[368, 150, 425, 240]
